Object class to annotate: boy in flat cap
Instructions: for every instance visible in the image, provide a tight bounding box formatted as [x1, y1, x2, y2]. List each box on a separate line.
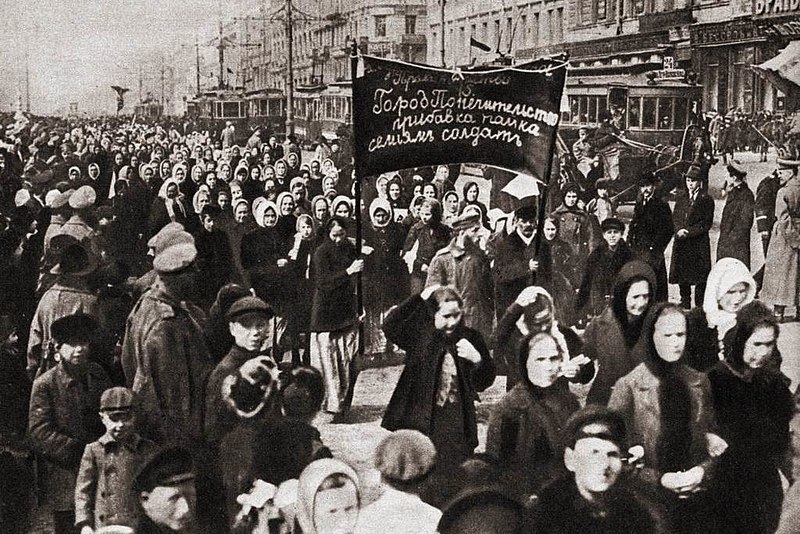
[425, 210, 494, 340]
[577, 217, 633, 319]
[530, 406, 667, 533]
[29, 314, 112, 534]
[75, 387, 156, 533]
[718, 160, 754, 268]
[134, 446, 198, 533]
[355, 430, 441, 534]
[120, 231, 211, 446]
[205, 295, 275, 447]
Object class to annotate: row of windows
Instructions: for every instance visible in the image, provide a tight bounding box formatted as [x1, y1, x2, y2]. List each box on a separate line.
[374, 14, 417, 38]
[295, 95, 351, 122]
[430, 8, 564, 65]
[564, 95, 689, 130]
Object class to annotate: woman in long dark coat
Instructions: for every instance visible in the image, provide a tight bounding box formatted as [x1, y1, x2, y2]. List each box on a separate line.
[402, 198, 451, 294]
[362, 198, 408, 356]
[708, 301, 793, 533]
[670, 169, 714, 309]
[309, 217, 363, 416]
[382, 286, 495, 467]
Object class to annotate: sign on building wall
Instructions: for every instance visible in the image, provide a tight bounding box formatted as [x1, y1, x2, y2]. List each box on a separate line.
[753, 0, 799, 19]
[352, 55, 567, 180]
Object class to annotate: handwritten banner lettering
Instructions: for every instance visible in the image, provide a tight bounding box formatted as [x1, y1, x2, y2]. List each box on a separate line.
[352, 55, 567, 181]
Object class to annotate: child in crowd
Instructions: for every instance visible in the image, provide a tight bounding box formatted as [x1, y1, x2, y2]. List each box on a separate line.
[74, 387, 156, 533]
[585, 178, 616, 224]
[576, 217, 632, 319]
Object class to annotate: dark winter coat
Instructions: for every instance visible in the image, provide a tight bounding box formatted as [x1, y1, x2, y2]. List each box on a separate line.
[584, 261, 656, 405]
[708, 362, 793, 533]
[120, 281, 212, 445]
[755, 173, 780, 235]
[194, 227, 234, 309]
[485, 380, 579, 502]
[310, 238, 359, 332]
[669, 190, 714, 285]
[362, 222, 409, 306]
[382, 295, 495, 450]
[577, 240, 633, 316]
[403, 221, 451, 280]
[550, 204, 600, 284]
[530, 476, 669, 534]
[717, 183, 755, 267]
[28, 363, 110, 510]
[628, 195, 674, 301]
[490, 231, 551, 319]
[240, 226, 292, 316]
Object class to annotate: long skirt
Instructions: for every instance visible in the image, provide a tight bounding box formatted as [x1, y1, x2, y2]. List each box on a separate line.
[310, 326, 359, 414]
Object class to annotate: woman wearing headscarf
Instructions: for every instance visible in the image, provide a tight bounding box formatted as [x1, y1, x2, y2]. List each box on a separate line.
[492, 286, 590, 391]
[275, 191, 298, 244]
[311, 195, 331, 240]
[85, 162, 107, 201]
[441, 190, 460, 227]
[708, 301, 793, 534]
[241, 165, 263, 203]
[286, 214, 318, 365]
[322, 176, 338, 202]
[550, 182, 600, 289]
[285, 151, 302, 181]
[241, 199, 292, 356]
[362, 198, 408, 356]
[309, 216, 363, 418]
[486, 330, 580, 503]
[685, 258, 757, 372]
[609, 303, 721, 534]
[459, 181, 488, 227]
[387, 175, 407, 211]
[225, 197, 253, 285]
[183, 163, 205, 201]
[147, 177, 189, 237]
[402, 198, 452, 294]
[274, 159, 290, 193]
[584, 260, 657, 405]
[293, 458, 361, 534]
[382, 286, 495, 467]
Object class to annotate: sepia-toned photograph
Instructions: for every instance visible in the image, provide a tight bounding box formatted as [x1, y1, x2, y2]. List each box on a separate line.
[0, 0, 798, 532]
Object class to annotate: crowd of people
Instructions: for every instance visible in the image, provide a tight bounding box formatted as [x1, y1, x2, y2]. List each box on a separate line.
[0, 108, 799, 534]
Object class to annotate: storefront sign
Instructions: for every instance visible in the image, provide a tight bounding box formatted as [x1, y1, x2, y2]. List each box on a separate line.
[352, 55, 567, 179]
[654, 69, 686, 80]
[758, 18, 800, 37]
[691, 19, 762, 46]
[640, 8, 694, 33]
[754, 0, 800, 19]
[567, 31, 668, 59]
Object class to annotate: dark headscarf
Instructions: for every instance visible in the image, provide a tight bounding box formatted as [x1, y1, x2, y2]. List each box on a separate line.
[611, 261, 657, 348]
[724, 300, 778, 377]
[641, 302, 692, 473]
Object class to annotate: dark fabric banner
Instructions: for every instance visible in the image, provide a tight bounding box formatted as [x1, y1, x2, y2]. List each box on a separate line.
[352, 55, 567, 182]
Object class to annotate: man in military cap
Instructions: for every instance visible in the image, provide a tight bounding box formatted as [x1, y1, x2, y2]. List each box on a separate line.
[718, 160, 755, 268]
[134, 446, 198, 533]
[121, 230, 212, 446]
[426, 210, 494, 340]
[530, 405, 666, 533]
[628, 172, 674, 302]
[28, 313, 111, 534]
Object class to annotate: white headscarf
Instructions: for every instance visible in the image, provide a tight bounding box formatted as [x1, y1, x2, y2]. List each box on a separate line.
[515, 286, 571, 361]
[703, 258, 757, 339]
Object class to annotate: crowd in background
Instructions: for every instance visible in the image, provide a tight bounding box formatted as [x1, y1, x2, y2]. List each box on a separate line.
[0, 108, 799, 533]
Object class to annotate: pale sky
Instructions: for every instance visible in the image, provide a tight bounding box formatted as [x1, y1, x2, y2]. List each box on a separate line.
[0, 0, 247, 115]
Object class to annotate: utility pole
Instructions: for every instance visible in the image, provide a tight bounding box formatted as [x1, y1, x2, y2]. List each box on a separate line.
[138, 64, 143, 103]
[195, 37, 201, 94]
[440, 0, 446, 67]
[218, 18, 225, 89]
[285, 0, 295, 136]
[24, 48, 30, 113]
[160, 56, 166, 108]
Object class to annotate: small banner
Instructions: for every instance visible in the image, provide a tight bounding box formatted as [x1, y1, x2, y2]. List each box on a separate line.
[111, 86, 130, 113]
[352, 55, 567, 182]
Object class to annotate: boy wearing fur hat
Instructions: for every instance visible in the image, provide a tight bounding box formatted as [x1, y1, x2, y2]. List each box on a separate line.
[75, 387, 156, 533]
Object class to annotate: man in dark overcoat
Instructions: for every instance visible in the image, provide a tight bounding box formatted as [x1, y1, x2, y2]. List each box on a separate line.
[670, 164, 715, 308]
[628, 173, 674, 302]
[717, 161, 755, 268]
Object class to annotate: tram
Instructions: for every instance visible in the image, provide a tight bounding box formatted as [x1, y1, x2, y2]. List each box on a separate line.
[186, 88, 286, 142]
[133, 100, 164, 121]
[293, 81, 353, 141]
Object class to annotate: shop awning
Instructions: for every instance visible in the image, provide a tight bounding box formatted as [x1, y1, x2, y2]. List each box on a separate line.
[752, 40, 800, 96]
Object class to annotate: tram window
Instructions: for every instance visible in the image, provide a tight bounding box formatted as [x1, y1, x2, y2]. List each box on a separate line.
[674, 98, 687, 129]
[628, 97, 641, 128]
[578, 96, 587, 123]
[598, 96, 607, 117]
[642, 98, 657, 129]
[658, 98, 673, 130]
[222, 102, 240, 118]
[569, 96, 579, 124]
[587, 97, 597, 124]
